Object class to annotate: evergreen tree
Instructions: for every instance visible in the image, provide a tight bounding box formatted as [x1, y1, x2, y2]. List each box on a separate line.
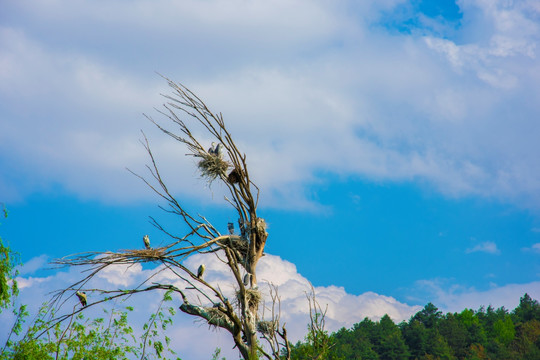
[413, 303, 443, 329]
[513, 294, 540, 323]
[376, 315, 410, 360]
[439, 313, 469, 359]
[401, 319, 428, 359]
[287, 294, 540, 360]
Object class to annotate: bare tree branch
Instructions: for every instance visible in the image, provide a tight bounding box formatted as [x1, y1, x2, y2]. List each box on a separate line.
[45, 77, 285, 360]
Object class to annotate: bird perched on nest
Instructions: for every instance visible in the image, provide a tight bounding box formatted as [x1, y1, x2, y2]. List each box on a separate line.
[208, 142, 216, 155]
[215, 143, 224, 158]
[76, 291, 87, 307]
[197, 264, 206, 279]
[228, 222, 235, 235]
[143, 235, 151, 249]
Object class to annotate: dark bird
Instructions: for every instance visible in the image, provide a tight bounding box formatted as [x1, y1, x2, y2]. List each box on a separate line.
[143, 235, 151, 249]
[228, 222, 235, 235]
[76, 291, 87, 307]
[228, 168, 241, 184]
[238, 218, 249, 240]
[243, 273, 251, 287]
[197, 264, 206, 279]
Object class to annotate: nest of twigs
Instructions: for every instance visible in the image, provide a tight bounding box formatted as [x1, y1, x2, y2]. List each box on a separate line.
[221, 236, 249, 252]
[219, 236, 249, 267]
[237, 288, 262, 309]
[257, 320, 277, 335]
[123, 248, 165, 260]
[197, 153, 230, 182]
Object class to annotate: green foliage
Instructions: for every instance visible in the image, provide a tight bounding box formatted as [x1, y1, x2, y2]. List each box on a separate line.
[0, 207, 20, 311]
[513, 293, 540, 323]
[289, 294, 540, 360]
[1, 305, 140, 359]
[2, 291, 183, 360]
[493, 317, 515, 346]
[290, 302, 334, 360]
[139, 289, 179, 359]
[211, 347, 227, 360]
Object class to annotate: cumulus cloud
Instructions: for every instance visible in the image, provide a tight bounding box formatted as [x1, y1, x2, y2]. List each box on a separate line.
[1, 0, 540, 210]
[3, 251, 540, 358]
[465, 241, 500, 254]
[1, 252, 420, 359]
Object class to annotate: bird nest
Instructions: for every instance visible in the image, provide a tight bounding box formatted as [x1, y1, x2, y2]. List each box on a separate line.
[220, 236, 249, 252]
[197, 153, 230, 182]
[257, 320, 277, 335]
[123, 248, 165, 260]
[236, 288, 262, 309]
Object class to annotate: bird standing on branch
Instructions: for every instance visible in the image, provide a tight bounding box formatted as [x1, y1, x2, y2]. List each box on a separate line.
[76, 291, 87, 307]
[197, 264, 206, 279]
[143, 235, 151, 249]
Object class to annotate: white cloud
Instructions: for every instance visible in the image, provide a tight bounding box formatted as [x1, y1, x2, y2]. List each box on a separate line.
[17, 254, 49, 275]
[4, 252, 540, 358]
[465, 241, 500, 254]
[1, 0, 540, 210]
[95, 262, 145, 287]
[412, 278, 540, 313]
[522, 242, 540, 253]
[1, 253, 420, 359]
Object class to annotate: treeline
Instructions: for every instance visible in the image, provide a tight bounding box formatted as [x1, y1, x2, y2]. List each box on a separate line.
[290, 293, 540, 360]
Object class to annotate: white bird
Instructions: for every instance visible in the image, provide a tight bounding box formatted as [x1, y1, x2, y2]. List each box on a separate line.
[208, 142, 216, 155]
[76, 291, 87, 307]
[143, 235, 151, 249]
[197, 264, 206, 279]
[215, 143, 224, 158]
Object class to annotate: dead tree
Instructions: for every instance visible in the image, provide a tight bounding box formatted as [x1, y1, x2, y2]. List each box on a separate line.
[50, 76, 290, 360]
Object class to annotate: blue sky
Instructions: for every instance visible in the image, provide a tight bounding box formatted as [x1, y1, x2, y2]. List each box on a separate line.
[2, 0, 540, 358]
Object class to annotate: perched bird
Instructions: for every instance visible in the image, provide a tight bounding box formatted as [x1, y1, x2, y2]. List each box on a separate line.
[143, 235, 151, 249]
[238, 218, 249, 240]
[243, 273, 251, 287]
[227, 168, 241, 184]
[208, 142, 216, 155]
[215, 143, 224, 158]
[228, 222, 235, 235]
[76, 291, 87, 307]
[197, 264, 206, 279]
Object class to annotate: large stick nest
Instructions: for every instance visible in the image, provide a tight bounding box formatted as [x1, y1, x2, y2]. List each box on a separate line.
[197, 153, 230, 183]
[123, 248, 166, 260]
[257, 320, 277, 335]
[220, 236, 249, 253]
[236, 288, 262, 310]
